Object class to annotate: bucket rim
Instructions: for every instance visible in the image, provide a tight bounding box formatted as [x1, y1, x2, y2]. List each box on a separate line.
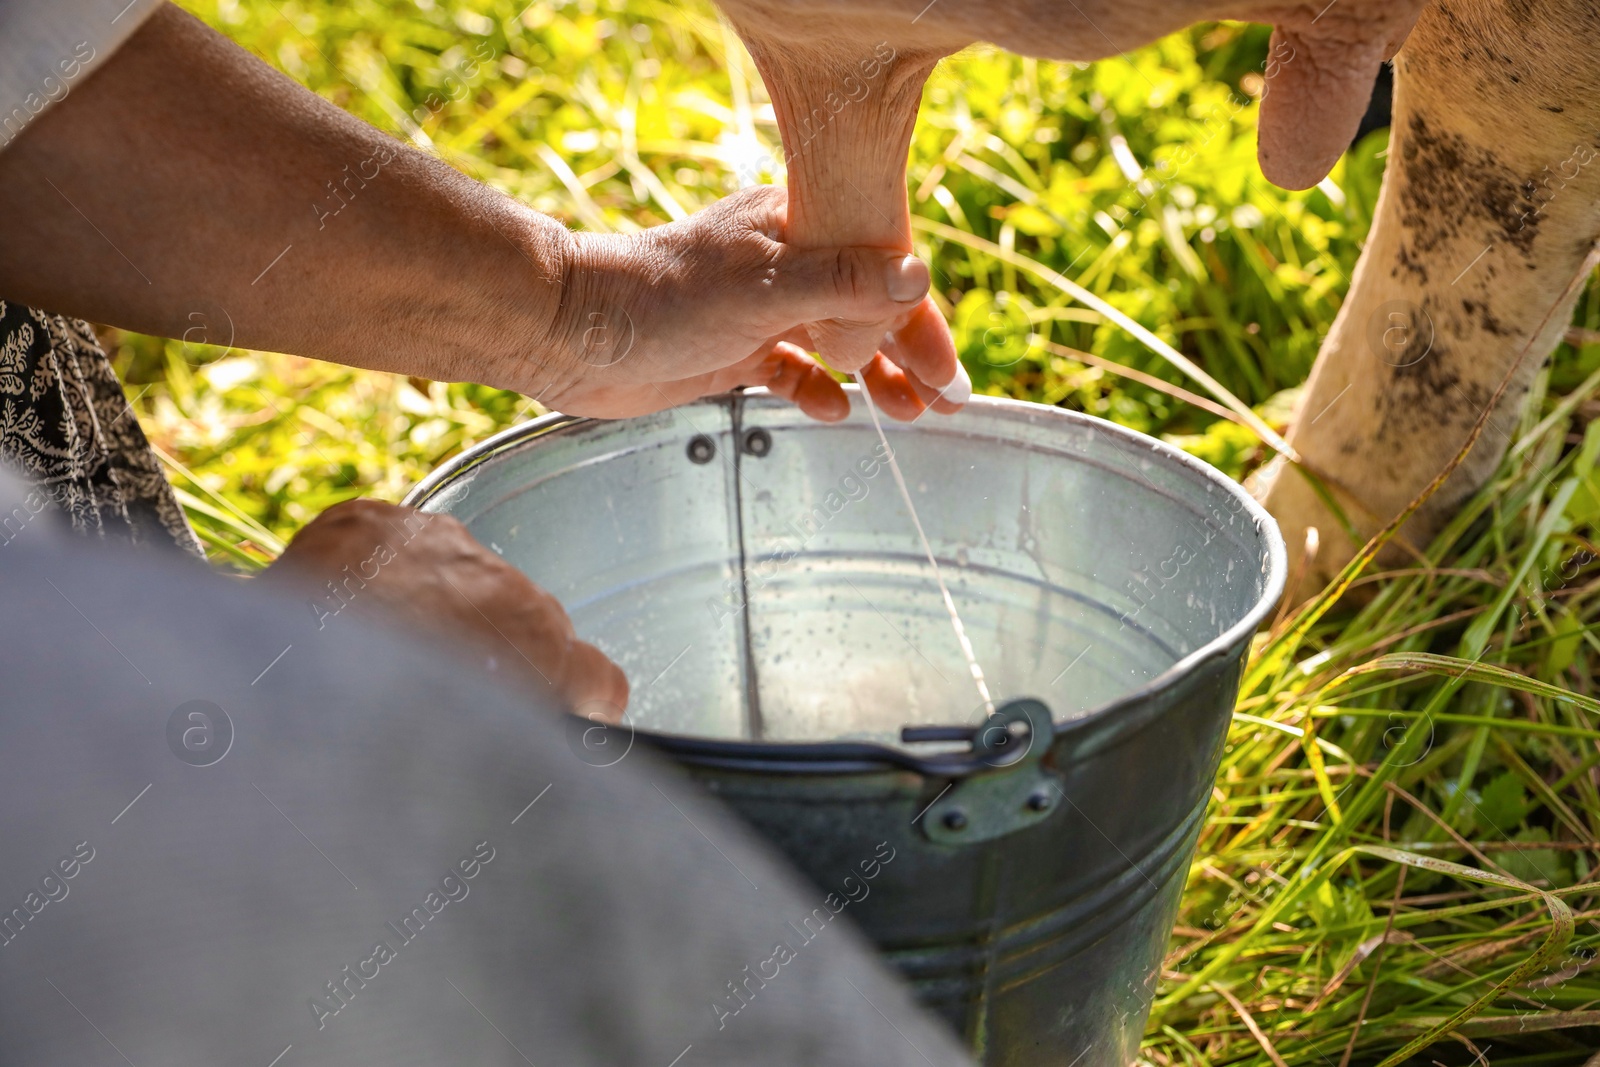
[405, 389, 1287, 775]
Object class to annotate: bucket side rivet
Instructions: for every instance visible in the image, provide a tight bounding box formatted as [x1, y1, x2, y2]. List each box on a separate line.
[742, 427, 772, 457]
[687, 435, 716, 464]
[942, 809, 969, 831]
[1025, 790, 1052, 813]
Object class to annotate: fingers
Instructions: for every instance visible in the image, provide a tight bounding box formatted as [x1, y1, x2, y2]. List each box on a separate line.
[560, 638, 630, 723]
[442, 569, 631, 719]
[261, 500, 631, 719]
[858, 353, 928, 422]
[755, 315, 970, 424]
[260, 498, 409, 581]
[740, 338, 949, 424]
[447, 574, 631, 720]
[605, 310, 966, 425]
[881, 298, 969, 410]
[449, 583, 633, 720]
[756, 342, 850, 421]
[613, 341, 849, 419]
[772, 245, 930, 371]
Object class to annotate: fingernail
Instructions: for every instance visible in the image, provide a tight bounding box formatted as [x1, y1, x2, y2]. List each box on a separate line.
[885, 255, 929, 303]
[939, 361, 972, 405]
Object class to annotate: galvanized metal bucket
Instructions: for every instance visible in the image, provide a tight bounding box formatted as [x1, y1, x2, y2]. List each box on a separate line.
[406, 389, 1286, 1066]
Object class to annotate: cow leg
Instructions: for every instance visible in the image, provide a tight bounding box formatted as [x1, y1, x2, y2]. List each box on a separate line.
[1256, 0, 1600, 599]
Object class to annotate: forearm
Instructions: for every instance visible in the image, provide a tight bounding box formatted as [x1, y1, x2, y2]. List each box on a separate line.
[0, 3, 573, 395]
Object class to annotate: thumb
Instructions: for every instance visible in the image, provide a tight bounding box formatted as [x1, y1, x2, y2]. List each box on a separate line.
[1256, 6, 1422, 190]
[769, 246, 930, 372]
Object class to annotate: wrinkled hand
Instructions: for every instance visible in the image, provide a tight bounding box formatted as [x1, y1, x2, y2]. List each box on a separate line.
[259, 500, 628, 719]
[540, 185, 966, 423]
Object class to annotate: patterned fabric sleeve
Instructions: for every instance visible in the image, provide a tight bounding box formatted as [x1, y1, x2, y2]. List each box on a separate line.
[0, 300, 204, 558]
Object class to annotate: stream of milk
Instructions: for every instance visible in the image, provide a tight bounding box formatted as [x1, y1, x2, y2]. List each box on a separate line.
[852, 373, 996, 721]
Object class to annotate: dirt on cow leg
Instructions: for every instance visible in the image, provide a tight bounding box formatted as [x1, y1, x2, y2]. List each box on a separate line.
[732, 31, 945, 369]
[1257, 0, 1600, 605]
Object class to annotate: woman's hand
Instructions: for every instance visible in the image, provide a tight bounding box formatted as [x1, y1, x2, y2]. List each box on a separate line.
[259, 500, 628, 721]
[538, 185, 969, 423]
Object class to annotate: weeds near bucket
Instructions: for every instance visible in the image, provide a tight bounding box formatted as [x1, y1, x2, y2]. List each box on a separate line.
[1142, 250, 1600, 1066]
[107, 1, 1600, 1062]
[1146, 385, 1600, 1064]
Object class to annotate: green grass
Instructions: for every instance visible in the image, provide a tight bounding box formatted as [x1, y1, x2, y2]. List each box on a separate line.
[111, 1, 1600, 1062]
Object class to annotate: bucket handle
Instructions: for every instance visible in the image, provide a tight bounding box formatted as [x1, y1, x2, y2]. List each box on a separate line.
[649, 698, 1055, 780]
[915, 699, 1063, 845]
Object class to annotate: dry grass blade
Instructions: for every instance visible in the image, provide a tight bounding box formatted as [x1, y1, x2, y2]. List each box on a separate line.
[1310, 929, 1412, 1013]
[1041, 340, 1239, 423]
[1336, 866, 1407, 1067]
[1336, 652, 1600, 716]
[1384, 781, 1506, 873]
[1213, 983, 1291, 1067]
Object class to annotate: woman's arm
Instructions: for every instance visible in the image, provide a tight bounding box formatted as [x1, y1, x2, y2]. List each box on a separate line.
[0, 3, 953, 419]
[0, 4, 575, 393]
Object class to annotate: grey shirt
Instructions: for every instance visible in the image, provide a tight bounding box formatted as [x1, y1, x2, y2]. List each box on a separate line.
[0, 477, 972, 1067]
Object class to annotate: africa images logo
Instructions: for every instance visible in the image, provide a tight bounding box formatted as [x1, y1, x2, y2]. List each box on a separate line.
[167, 700, 234, 767]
